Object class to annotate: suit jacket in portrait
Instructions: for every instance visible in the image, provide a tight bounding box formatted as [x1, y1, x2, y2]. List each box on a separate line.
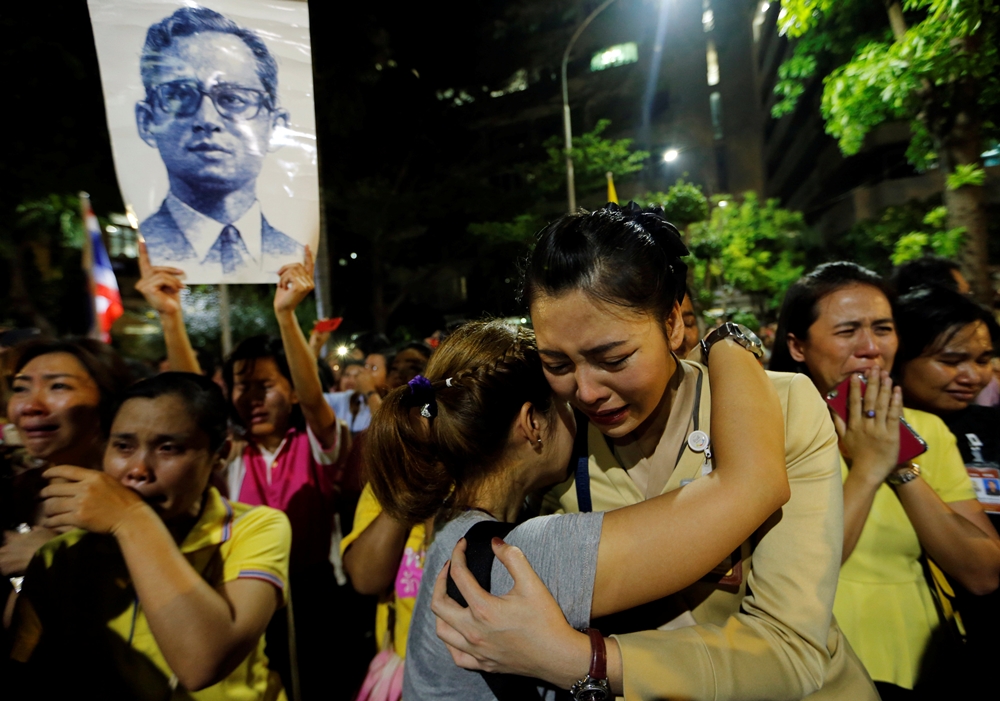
[140, 199, 303, 269]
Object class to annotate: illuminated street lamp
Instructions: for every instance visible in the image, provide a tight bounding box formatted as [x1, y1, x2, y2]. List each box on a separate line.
[663, 148, 679, 163]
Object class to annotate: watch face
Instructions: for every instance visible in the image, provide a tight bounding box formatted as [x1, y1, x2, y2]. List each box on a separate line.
[732, 323, 762, 346]
[572, 679, 611, 701]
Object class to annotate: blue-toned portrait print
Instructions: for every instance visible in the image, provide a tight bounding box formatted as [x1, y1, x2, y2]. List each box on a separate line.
[134, 6, 303, 279]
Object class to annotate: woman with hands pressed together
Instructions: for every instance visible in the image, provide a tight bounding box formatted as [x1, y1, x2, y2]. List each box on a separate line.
[771, 262, 999, 698]
[431, 206, 877, 701]
[7, 373, 291, 700]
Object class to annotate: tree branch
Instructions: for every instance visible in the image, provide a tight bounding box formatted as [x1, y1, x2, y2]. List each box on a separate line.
[885, 1, 907, 42]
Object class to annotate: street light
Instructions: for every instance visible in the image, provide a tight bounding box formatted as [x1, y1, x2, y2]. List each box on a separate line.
[663, 148, 679, 163]
[561, 0, 620, 213]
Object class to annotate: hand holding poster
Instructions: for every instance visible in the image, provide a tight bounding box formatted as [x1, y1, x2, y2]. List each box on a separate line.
[87, 0, 318, 284]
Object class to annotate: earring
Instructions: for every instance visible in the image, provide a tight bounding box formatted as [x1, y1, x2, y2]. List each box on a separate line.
[536, 438, 543, 445]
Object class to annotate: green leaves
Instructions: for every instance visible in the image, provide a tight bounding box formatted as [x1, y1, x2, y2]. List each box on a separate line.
[537, 119, 649, 194]
[946, 163, 987, 189]
[777, 0, 1000, 163]
[639, 179, 709, 228]
[687, 192, 807, 313]
[14, 194, 87, 250]
[889, 205, 967, 264]
[467, 214, 543, 245]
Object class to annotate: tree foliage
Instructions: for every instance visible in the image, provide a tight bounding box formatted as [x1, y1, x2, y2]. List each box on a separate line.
[890, 205, 967, 264]
[687, 193, 807, 316]
[776, 1, 1000, 165]
[774, 0, 999, 299]
[639, 179, 710, 229]
[536, 119, 649, 194]
[469, 119, 651, 245]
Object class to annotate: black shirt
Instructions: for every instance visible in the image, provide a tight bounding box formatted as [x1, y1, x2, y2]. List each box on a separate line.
[940, 405, 1000, 530]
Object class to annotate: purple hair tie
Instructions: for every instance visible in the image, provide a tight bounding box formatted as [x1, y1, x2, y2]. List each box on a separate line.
[407, 375, 437, 418]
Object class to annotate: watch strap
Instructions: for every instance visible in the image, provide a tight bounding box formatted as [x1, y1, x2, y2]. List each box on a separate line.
[700, 322, 763, 360]
[586, 628, 606, 681]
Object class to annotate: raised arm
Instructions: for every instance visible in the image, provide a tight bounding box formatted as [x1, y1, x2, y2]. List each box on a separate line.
[35, 466, 285, 690]
[273, 247, 340, 450]
[135, 240, 201, 374]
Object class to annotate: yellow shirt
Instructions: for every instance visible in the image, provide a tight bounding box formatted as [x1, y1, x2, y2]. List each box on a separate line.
[12, 487, 291, 701]
[340, 483, 426, 659]
[834, 407, 976, 689]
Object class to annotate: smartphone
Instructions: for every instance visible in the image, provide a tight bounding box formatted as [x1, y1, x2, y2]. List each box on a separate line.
[313, 317, 343, 333]
[825, 375, 928, 465]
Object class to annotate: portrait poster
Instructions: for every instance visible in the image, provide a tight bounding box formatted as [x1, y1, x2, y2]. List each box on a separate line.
[87, 0, 318, 284]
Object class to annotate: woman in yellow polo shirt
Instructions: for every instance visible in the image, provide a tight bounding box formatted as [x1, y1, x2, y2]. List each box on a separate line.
[770, 261, 1000, 698]
[8, 373, 292, 701]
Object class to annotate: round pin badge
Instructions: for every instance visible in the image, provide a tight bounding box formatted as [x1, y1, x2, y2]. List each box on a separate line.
[687, 430, 710, 453]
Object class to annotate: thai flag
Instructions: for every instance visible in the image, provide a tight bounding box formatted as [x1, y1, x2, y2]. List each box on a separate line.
[82, 195, 123, 342]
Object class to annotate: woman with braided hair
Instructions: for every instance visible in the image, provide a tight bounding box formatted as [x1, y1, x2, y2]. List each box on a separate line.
[365, 311, 792, 699]
[426, 203, 878, 700]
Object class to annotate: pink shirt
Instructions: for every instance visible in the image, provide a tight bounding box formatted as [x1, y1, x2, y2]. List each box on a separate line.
[227, 426, 341, 569]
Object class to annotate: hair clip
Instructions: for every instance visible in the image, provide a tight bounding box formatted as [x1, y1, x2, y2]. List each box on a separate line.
[445, 377, 454, 387]
[408, 375, 437, 418]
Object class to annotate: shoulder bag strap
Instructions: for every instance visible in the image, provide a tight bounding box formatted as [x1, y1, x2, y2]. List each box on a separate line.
[572, 410, 593, 513]
[445, 521, 556, 701]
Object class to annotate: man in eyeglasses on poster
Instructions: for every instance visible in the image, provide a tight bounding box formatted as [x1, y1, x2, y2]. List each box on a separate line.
[136, 7, 302, 281]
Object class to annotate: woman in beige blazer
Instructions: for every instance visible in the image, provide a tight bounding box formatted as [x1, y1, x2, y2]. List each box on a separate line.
[432, 203, 878, 700]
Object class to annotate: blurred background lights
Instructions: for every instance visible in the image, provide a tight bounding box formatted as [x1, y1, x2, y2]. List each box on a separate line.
[663, 148, 679, 162]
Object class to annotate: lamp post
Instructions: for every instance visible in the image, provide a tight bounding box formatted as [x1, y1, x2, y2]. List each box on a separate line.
[561, 0, 620, 213]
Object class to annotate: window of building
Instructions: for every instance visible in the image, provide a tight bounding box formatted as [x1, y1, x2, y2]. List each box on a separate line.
[591, 42, 639, 72]
[706, 40, 720, 86]
[710, 91, 723, 140]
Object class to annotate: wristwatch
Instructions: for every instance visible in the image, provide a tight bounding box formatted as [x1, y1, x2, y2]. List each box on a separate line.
[887, 462, 921, 487]
[570, 628, 611, 701]
[700, 322, 764, 360]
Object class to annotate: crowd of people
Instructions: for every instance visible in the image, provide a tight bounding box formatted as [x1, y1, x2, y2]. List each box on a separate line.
[2, 203, 999, 701]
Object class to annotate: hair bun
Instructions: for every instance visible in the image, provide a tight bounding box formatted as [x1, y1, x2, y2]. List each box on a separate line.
[604, 201, 689, 259]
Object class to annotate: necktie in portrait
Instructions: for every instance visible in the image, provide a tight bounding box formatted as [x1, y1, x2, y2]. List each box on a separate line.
[206, 225, 249, 274]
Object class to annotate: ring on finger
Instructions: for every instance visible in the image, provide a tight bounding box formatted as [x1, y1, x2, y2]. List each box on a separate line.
[865, 409, 876, 418]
